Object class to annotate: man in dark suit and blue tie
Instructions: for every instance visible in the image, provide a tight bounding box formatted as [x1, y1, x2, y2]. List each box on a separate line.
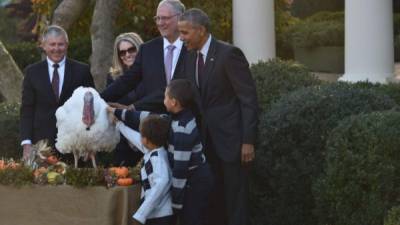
[20, 25, 94, 162]
[178, 8, 259, 225]
[101, 0, 187, 113]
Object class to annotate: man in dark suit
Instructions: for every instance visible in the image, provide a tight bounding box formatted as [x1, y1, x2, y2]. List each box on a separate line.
[20, 25, 94, 162]
[101, 0, 187, 113]
[178, 8, 259, 225]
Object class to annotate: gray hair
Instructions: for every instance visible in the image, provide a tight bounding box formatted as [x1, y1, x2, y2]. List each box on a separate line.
[179, 8, 210, 32]
[42, 25, 69, 43]
[158, 0, 185, 14]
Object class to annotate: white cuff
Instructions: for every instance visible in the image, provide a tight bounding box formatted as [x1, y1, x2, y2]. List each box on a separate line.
[21, 140, 32, 146]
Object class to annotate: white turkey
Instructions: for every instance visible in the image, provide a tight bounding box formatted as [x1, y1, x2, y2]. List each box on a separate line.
[55, 87, 120, 168]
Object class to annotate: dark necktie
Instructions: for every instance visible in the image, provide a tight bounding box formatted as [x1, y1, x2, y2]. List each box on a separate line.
[52, 63, 60, 101]
[197, 52, 204, 89]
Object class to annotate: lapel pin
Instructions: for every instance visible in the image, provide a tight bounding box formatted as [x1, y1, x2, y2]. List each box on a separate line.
[210, 58, 214, 62]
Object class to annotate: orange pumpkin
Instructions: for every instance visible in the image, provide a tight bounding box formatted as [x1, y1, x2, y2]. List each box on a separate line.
[46, 155, 58, 165]
[117, 177, 134, 186]
[33, 167, 47, 177]
[112, 167, 129, 178]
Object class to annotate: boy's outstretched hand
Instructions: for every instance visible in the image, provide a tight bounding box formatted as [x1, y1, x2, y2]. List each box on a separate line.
[106, 106, 118, 125]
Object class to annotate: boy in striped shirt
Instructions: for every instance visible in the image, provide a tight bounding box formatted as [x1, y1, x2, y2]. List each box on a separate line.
[111, 79, 213, 225]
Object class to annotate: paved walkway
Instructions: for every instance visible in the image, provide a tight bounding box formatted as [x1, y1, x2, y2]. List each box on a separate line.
[313, 62, 400, 82]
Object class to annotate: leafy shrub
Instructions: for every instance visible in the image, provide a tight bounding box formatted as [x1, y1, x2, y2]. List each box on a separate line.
[65, 168, 106, 188]
[252, 82, 397, 225]
[315, 111, 400, 225]
[289, 11, 344, 49]
[251, 58, 321, 112]
[0, 166, 34, 187]
[346, 81, 400, 107]
[5, 42, 41, 71]
[68, 37, 92, 64]
[0, 103, 21, 159]
[290, 0, 344, 18]
[385, 206, 400, 225]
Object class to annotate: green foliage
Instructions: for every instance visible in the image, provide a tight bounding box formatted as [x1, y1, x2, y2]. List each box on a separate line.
[68, 37, 92, 64]
[0, 103, 21, 159]
[290, 0, 344, 18]
[345, 81, 400, 107]
[0, 7, 18, 44]
[315, 111, 400, 225]
[251, 59, 321, 112]
[252, 82, 397, 225]
[275, 0, 299, 59]
[65, 167, 106, 188]
[289, 11, 344, 49]
[385, 206, 400, 225]
[0, 166, 34, 187]
[4, 41, 41, 70]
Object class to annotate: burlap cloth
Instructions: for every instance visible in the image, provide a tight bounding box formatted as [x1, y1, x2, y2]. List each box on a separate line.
[0, 184, 140, 225]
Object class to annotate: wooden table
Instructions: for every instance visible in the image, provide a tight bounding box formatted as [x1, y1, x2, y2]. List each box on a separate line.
[0, 185, 140, 225]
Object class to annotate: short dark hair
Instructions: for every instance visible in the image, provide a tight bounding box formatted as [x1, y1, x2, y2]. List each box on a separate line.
[139, 115, 170, 147]
[166, 79, 195, 108]
[179, 8, 210, 32]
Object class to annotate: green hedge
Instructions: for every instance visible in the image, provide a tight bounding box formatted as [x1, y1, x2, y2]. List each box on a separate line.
[315, 111, 400, 225]
[5, 42, 41, 71]
[251, 58, 321, 112]
[0, 103, 21, 159]
[252, 82, 397, 225]
[289, 11, 344, 49]
[385, 206, 400, 225]
[290, 0, 344, 18]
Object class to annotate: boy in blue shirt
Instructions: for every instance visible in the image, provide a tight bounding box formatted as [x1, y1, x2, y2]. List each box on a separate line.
[111, 79, 213, 225]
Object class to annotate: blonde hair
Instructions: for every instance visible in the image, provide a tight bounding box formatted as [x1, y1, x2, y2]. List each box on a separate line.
[109, 32, 143, 78]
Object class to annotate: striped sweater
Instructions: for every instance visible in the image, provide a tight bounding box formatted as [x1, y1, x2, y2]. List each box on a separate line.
[114, 108, 206, 210]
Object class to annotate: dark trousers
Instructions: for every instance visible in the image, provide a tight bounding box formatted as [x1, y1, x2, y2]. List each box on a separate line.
[177, 163, 214, 225]
[204, 132, 249, 225]
[146, 215, 174, 225]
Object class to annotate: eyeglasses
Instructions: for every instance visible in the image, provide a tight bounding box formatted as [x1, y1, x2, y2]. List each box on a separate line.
[118, 47, 136, 57]
[153, 13, 179, 22]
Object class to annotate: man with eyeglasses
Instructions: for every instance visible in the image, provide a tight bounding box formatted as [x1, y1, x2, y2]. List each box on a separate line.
[101, 0, 187, 114]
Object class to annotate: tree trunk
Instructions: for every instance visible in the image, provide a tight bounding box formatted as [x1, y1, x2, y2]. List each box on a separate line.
[0, 40, 23, 103]
[52, 0, 90, 31]
[90, 0, 121, 90]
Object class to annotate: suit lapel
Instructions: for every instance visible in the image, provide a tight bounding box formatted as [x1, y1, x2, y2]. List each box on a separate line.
[155, 38, 167, 85]
[173, 46, 187, 79]
[60, 58, 72, 103]
[200, 38, 217, 95]
[186, 51, 197, 84]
